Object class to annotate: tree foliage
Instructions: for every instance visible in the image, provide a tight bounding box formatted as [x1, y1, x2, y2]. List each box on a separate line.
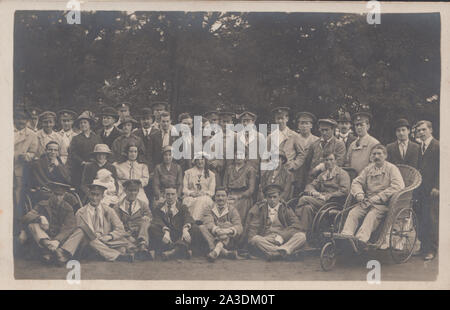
[14, 11, 440, 142]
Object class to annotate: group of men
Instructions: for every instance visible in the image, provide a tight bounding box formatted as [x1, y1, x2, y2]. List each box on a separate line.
[14, 101, 439, 264]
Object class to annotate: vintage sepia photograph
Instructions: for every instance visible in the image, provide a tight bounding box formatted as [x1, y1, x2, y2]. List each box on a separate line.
[3, 1, 446, 287]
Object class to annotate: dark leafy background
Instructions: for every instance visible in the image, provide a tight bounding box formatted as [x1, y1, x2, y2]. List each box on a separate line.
[14, 11, 440, 142]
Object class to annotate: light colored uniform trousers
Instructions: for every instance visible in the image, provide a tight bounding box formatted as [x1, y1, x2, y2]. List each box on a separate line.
[341, 204, 386, 242]
[249, 232, 306, 256]
[60, 228, 124, 261]
[28, 223, 52, 245]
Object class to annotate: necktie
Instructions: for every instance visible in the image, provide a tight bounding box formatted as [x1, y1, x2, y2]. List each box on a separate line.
[128, 201, 133, 215]
[401, 143, 406, 159]
[167, 207, 173, 223]
[422, 143, 426, 155]
[94, 208, 102, 233]
[129, 161, 134, 179]
[320, 140, 326, 149]
[163, 131, 169, 147]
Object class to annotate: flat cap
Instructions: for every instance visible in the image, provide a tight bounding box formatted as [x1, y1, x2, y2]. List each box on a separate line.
[57, 109, 77, 120]
[318, 118, 338, 127]
[100, 106, 119, 120]
[88, 180, 107, 191]
[262, 184, 283, 195]
[39, 111, 57, 121]
[28, 107, 42, 117]
[115, 102, 131, 109]
[352, 111, 372, 123]
[238, 111, 257, 121]
[271, 107, 290, 115]
[162, 145, 172, 154]
[337, 111, 352, 123]
[295, 111, 317, 123]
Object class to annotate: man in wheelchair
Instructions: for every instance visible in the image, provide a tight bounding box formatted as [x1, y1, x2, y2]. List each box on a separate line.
[19, 182, 76, 263]
[341, 144, 405, 247]
[295, 152, 351, 232]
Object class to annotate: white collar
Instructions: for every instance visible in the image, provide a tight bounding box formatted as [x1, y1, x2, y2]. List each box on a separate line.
[104, 126, 114, 135]
[422, 136, 433, 148]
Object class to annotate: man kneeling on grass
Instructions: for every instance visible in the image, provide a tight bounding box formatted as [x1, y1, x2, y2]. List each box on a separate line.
[246, 184, 306, 261]
[54, 180, 134, 264]
[114, 179, 154, 260]
[200, 187, 243, 262]
[149, 186, 202, 260]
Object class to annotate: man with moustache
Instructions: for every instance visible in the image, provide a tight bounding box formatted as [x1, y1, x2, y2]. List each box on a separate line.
[341, 144, 404, 246]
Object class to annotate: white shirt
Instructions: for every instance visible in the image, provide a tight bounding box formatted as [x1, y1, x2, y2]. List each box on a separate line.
[103, 126, 114, 137]
[421, 136, 433, 154]
[268, 203, 280, 223]
[398, 140, 409, 158]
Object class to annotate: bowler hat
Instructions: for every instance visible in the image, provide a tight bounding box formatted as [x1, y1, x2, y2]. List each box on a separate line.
[318, 118, 338, 128]
[394, 118, 410, 130]
[91, 144, 112, 155]
[295, 111, 317, 123]
[27, 107, 42, 118]
[139, 108, 153, 118]
[263, 184, 283, 195]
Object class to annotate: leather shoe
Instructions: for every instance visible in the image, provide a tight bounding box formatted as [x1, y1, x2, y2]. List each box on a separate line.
[117, 253, 135, 263]
[424, 252, 435, 261]
[54, 248, 70, 265]
[161, 248, 177, 261]
[207, 250, 218, 262]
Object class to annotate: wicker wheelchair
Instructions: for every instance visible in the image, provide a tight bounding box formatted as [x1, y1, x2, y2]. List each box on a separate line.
[23, 185, 84, 214]
[319, 164, 422, 271]
[287, 167, 358, 252]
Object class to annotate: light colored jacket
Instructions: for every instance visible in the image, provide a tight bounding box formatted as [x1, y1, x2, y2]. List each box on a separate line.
[183, 167, 216, 198]
[346, 134, 380, 174]
[351, 161, 405, 212]
[268, 127, 306, 170]
[14, 127, 38, 177]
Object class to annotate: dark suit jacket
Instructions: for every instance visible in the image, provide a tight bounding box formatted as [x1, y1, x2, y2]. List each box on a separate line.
[151, 201, 194, 239]
[29, 155, 71, 188]
[416, 138, 439, 198]
[386, 140, 420, 168]
[22, 196, 76, 242]
[134, 127, 163, 170]
[245, 200, 301, 242]
[96, 127, 122, 149]
[344, 132, 357, 151]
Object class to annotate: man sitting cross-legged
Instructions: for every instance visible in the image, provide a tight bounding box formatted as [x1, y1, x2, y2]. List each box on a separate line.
[295, 152, 350, 233]
[341, 144, 405, 247]
[113, 179, 154, 260]
[20, 182, 76, 263]
[246, 184, 306, 261]
[200, 187, 243, 262]
[149, 186, 204, 260]
[54, 180, 134, 264]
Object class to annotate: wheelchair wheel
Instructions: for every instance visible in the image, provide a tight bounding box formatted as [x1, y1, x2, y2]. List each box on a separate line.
[23, 194, 33, 213]
[389, 208, 417, 264]
[320, 241, 337, 271]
